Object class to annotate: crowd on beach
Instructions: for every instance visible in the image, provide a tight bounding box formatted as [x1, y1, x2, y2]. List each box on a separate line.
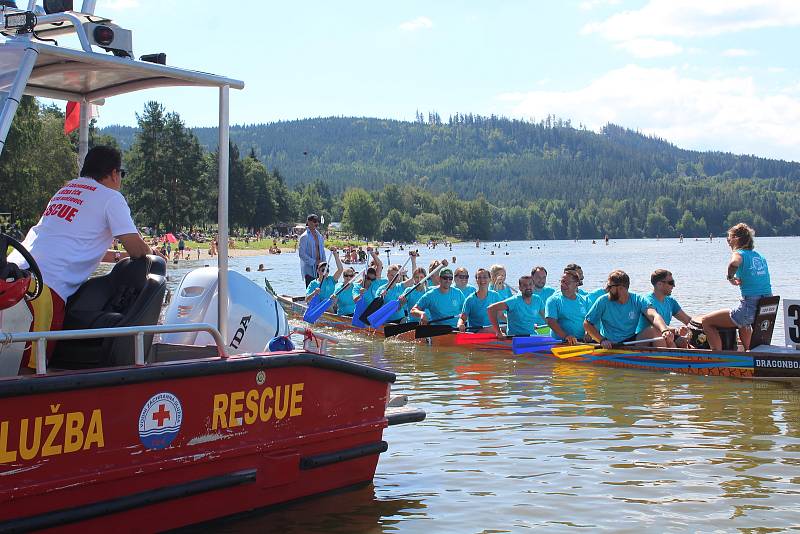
[299, 214, 772, 353]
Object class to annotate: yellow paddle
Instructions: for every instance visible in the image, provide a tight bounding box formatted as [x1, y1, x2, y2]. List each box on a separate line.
[550, 337, 664, 359]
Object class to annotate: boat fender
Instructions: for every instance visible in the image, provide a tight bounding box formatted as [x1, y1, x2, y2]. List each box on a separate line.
[268, 335, 294, 352]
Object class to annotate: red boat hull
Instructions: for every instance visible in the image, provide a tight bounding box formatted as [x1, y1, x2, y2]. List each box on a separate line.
[0, 352, 404, 532]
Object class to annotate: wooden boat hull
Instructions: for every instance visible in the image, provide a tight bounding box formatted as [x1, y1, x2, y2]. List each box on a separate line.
[0, 352, 423, 532]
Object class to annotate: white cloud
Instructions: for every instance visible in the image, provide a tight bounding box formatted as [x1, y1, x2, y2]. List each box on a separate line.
[615, 39, 682, 58]
[583, 0, 800, 41]
[399, 16, 433, 32]
[496, 65, 800, 161]
[723, 48, 756, 57]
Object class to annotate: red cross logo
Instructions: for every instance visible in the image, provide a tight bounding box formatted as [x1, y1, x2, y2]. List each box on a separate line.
[152, 403, 171, 427]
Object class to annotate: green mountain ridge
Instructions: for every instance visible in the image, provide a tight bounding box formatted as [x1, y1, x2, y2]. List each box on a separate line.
[100, 115, 800, 237]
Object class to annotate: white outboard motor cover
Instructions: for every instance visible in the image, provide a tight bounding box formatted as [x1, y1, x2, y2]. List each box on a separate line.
[161, 267, 289, 354]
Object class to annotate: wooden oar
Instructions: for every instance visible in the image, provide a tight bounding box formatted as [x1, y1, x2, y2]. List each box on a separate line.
[368, 264, 445, 329]
[551, 337, 664, 359]
[359, 255, 413, 324]
[383, 314, 457, 338]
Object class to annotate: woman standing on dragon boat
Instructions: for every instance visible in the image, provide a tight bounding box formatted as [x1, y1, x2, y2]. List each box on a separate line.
[700, 223, 772, 351]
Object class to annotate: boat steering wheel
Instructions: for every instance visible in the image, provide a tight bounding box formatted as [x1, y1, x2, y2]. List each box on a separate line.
[0, 233, 43, 301]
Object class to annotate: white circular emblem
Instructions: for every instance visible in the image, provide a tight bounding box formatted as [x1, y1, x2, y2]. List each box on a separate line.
[138, 392, 183, 450]
[256, 370, 266, 385]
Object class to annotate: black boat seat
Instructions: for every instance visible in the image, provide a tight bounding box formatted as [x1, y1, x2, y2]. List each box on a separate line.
[51, 255, 167, 369]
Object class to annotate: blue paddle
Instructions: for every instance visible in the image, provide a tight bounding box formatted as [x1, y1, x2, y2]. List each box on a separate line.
[359, 255, 414, 325]
[511, 336, 560, 355]
[302, 250, 333, 322]
[368, 264, 444, 329]
[304, 266, 365, 324]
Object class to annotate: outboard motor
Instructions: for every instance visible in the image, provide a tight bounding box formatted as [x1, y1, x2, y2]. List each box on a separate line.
[161, 267, 289, 354]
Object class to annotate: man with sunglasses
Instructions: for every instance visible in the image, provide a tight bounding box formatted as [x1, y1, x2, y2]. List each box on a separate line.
[545, 270, 589, 345]
[8, 146, 157, 369]
[298, 213, 326, 287]
[410, 267, 465, 328]
[636, 269, 692, 348]
[453, 267, 476, 297]
[564, 263, 605, 306]
[584, 270, 673, 349]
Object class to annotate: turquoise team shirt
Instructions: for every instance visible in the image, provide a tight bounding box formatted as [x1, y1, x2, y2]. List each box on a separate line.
[306, 275, 336, 300]
[352, 279, 384, 309]
[545, 293, 588, 340]
[415, 287, 465, 327]
[736, 249, 772, 297]
[405, 287, 427, 323]
[534, 286, 556, 303]
[585, 292, 653, 343]
[462, 289, 501, 328]
[579, 287, 606, 306]
[503, 294, 544, 336]
[457, 284, 477, 298]
[636, 293, 682, 333]
[493, 285, 514, 300]
[333, 280, 356, 315]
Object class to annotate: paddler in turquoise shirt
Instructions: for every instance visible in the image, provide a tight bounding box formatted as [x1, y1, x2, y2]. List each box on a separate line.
[409, 267, 465, 328]
[545, 270, 589, 344]
[531, 265, 556, 303]
[565, 263, 605, 305]
[584, 269, 673, 348]
[453, 267, 477, 297]
[371, 252, 418, 323]
[488, 275, 545, 337]
[352, 248, 383, 309]
[700, 222, 772, 351]
[333, 267, 357, 316]
[305, 248, 343, 302]
[458, 267, 500, 331]
[403, 266, 428, 323]
[636, 269, 693, 348]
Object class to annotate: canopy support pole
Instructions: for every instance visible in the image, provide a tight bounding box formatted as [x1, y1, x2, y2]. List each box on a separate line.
[217, 84, 230, 344]
[0, 45, 38, 158]
[78, 98, 89, 166]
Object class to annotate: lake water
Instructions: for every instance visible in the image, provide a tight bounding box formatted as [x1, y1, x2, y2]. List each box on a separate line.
[166, 237, 800, 532]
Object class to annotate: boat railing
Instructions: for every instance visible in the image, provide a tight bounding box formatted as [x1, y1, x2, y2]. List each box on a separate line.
[0, 323, 226, 375]
[293, 326, 338, 355]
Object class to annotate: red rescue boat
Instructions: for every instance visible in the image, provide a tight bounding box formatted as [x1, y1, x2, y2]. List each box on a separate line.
[0, 3, 423, 530]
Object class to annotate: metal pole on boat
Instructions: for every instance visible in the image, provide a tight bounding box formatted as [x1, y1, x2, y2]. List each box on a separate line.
[81, 0, 97, 14]
[78, 98, 89, 166]
[217, 85, 230, 343]
[0, 45, 38, 157]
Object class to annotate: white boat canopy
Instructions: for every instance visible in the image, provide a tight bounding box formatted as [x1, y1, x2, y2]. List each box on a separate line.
[0, 6, 244, 342]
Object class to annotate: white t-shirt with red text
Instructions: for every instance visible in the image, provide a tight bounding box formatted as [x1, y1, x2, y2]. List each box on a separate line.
[8, 177, 138, 301]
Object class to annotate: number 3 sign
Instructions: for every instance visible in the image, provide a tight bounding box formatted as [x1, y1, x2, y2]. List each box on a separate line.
[786, 300, 800, 348]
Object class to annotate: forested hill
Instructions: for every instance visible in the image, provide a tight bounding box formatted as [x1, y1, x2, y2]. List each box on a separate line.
[102, 117, 800, 200]
[101, 115, 800, 237]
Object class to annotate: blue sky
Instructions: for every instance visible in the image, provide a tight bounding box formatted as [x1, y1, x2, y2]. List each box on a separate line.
[74, 0, 800, 161]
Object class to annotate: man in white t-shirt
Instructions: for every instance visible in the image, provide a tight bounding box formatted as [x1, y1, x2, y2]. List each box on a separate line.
[8, 145, 157, 372]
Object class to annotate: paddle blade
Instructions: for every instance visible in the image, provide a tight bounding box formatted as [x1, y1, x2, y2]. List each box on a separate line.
[360, 296, 385, 325]
[367, 300, 401, 329]
[352, 298, 369, 328]
[414, 324, 454, 339]
[550, 344, 596, 359]
[512, 343, 558, 355]
[303, 297, 333, 324]
[383, 321, 419, 338]
[511, 336, 560, 350]
[454, 332, 500, 345]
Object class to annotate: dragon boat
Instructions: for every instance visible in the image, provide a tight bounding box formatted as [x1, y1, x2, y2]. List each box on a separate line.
[0, 2, 423, 531]
[283, 290, 800, 381]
